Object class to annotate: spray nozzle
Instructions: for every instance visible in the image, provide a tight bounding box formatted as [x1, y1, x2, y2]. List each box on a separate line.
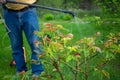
[62, 10, 75, 17]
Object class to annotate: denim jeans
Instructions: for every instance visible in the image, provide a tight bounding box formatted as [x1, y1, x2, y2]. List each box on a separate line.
[3, 7, 44, 75]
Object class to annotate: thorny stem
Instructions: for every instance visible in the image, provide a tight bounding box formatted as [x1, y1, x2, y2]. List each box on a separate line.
[52, 59, 64, 80]
[85, 57, 88, 80]
[88, 58, 111, 73]
[75, 59, 79, 80]
[62, 61, 78, 73]
[80, 53, 98, 66]
[50, 56, 109, 80]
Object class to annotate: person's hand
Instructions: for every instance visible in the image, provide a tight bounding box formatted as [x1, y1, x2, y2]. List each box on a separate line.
[0, 0, 6, 4]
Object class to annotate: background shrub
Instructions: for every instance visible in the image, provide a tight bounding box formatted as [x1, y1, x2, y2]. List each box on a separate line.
[62, 14, 73, 20]
[43, 13, 55, 20]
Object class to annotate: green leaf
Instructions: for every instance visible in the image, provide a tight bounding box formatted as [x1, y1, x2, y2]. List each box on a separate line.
[84, 50, 89, 57]
[66, 55, 74, 62]
[102, 70, 110, 79]
[106, 53, 115, 59]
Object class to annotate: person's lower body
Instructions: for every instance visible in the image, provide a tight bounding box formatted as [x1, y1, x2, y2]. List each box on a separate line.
[3, 7, 44, 77]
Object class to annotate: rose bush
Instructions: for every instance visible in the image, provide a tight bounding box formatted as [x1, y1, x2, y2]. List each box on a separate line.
[34, 23, 120, 80]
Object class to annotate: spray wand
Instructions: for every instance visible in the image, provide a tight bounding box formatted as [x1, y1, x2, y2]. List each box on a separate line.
[6, 0, 75, 17]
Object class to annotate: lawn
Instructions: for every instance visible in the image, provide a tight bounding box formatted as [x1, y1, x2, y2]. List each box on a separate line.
[0, 17, 120, 80]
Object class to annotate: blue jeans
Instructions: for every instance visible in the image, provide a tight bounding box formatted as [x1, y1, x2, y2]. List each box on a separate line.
[3, 7, 44, 75]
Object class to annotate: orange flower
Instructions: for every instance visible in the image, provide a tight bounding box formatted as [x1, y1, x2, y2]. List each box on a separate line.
[59, 33, 66, 38]
[47, 26, 55, 31]
[34, 40, 40, 48]
[44, 35, 51, 41]
[75, 52, 81, 59]
[43, 23, 54, 27]
[67, 33, 73, 38]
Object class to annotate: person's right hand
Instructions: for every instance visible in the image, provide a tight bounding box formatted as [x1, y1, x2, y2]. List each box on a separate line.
[0, 0, 6, 4]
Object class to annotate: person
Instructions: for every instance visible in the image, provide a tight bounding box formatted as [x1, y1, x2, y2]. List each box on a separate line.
[0, 0, 44, 79]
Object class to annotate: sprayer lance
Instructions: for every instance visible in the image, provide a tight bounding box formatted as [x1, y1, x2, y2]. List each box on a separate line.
[6, 0, 75, 17]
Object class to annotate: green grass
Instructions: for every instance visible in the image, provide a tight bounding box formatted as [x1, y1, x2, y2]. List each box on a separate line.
[0, 23, 15, 79]
[0, 17, 120, 80]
